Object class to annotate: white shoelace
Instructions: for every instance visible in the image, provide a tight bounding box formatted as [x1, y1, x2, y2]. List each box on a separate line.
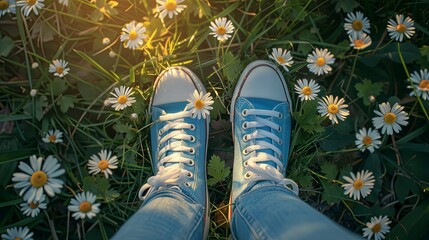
[138, 110, 195, 200]
[241, 109, 299, 195]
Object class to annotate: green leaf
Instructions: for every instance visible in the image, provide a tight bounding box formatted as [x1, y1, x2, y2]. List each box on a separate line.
[330, 0, 359, 13]
[394, 175, 420, 204]
[321, 179, 343, 204]
[78, 82, 103, 101]
[361, 43, 420, 66]
[0, 35, 14, 57]
[207, 155, 230, 186]
[23, 96, 48, 121]
[48, 78, 68, 96]
[31, 21, 55, 42]
[320, 161, 338, 180]
[57, 95, 76, 113]
[222, 52, 242, 84]
[390, 200, 429, 240]
[362, 154, 382, 203]
[355, 79, 383, 106]
[83, 176, 117, 202]
[114, 123, 131, 134]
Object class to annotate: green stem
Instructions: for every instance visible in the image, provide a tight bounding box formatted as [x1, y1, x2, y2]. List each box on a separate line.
[345, 50, 359, 93]
[397, 42, 429, 120]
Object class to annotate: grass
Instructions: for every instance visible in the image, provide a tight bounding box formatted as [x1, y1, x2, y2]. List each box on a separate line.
[1, 0, 429, 239]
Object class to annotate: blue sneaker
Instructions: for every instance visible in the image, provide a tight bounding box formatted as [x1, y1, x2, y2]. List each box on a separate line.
[138, 66, 211, 239]
[229, 60, 299, 218]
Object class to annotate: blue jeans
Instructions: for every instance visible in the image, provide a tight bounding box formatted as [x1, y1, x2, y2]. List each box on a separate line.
[112, 184, 361, 240]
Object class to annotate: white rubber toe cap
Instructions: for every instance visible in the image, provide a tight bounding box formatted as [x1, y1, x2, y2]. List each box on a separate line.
[235, 60, 288, 101]
[150, 66, 205, 108]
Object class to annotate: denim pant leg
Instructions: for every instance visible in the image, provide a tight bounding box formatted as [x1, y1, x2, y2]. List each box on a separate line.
[231, 184, 362, 240]
[112, 189, 205, 240]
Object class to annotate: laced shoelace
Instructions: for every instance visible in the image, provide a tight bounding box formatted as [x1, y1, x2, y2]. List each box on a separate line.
[241, 108, 299, 195]
[138, 110, 195, 201]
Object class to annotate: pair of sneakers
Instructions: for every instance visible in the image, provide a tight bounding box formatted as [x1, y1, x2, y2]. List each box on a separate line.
[138, 60, 299, 238]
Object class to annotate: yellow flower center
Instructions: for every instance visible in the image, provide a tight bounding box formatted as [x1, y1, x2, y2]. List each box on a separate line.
[194, 99, 205, 109]
[418, 79, 429, 90]
[302, 86, 312, 95]
[164, 0, 177, 11]
[15, 238, 23, 240]
[316, 57, 326, 67]
[27, 0, 36, 5]
[352, 20, 363, 31]
[30, 201, 39, 209]
[48, 135, 57, 142]
[396, 24, 407, 33]
[79, 201, 92, 213]
[353, 179, 364, 190]
[117, 95, 128, 104]
[384, 112, 397, 124]
[276, 56, 286, 64]
[372, 223, 382, 233]
[0, 1, 9, 10]
[363, 136, 373, 145]
[129, 30, 138, 40]
[98, 160, 109, 170]
[354, 39, 365, 48]
[327, 104, 339, 114]
[216, 26, 227, 35]
[56, 67, 64, 74]
[30, 171, 48, 188]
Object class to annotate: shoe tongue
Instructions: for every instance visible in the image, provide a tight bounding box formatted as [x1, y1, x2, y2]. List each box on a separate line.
[155, 101, 192, 167]
[245, 97, 283, 168]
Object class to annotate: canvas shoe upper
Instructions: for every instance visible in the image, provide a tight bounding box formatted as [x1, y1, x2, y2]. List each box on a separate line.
[229, 60, 299, 215]
[138, 66, 210, 238]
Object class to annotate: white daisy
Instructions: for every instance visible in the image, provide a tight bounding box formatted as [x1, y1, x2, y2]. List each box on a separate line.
[17, 0, 44, 17]
[1, 226, 34, 240]
[12, 155, 65, 203]
[48, 59, 70, 77]
[68, 191, 101, 220]
[87, 149, 118, 179]
[344, 11, 371, 35]
[209, 17, 235, 42]
[20, 194, 47, 217]
[306, 48, 335, 76]
[108, 86, 136, 111]
[355, 127, 381, 153]
[342, 170, 375, 201]
[0, 0, 16, 16]
[294, 78, 320, 101]
[387, 14, 415, 42]
[42, 129, 64, 144]
[372, 102, 409, 135]
[186, 90, 214, 119]
[120, 20, 147, 50]
[349, 32, 372, 50]
[58, 0, 68, 6]
[156, 0, 186, 19]
[362, 215, 392, 240]
[269, 48, 294, 72]
[408, 68, 429, 100]
[317, 95, 349, 124]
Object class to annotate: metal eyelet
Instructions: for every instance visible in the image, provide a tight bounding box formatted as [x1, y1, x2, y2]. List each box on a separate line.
[277, 126, 282, 132]
[278, 139, 282, 145]
[244, 172, 252, 179]
[278, 113, 283, 119]
[242, 122, 248, 129]
[186, 172, 193, 178]
[242, 149, 248, 155]
[185, 182, 191, 187]
[189, 148, 195, 154]
[242, 109, 248, 116]
[242, 135, 248, 142]
[188, 160, 195, 166]
[190, 124, 195, 130]
[190, 136, 195, 142]
[243, 160, 248, 166]
[158, 130, 163, 136]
